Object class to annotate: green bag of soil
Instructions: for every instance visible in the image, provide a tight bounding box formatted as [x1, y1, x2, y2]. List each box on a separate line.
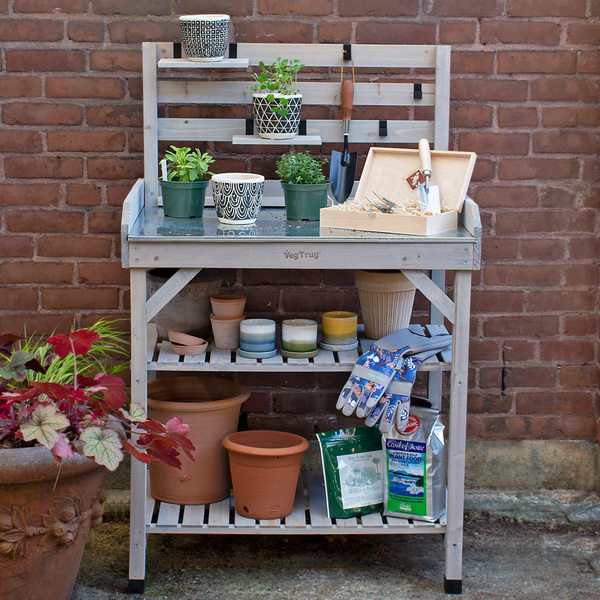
[316, 426, 384, 519]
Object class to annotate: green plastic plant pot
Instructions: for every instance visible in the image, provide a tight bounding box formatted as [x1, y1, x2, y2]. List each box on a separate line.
[281, 181, 330, 221]
[159, 179, 209, 218]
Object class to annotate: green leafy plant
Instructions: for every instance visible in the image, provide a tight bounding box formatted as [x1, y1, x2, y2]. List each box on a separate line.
[164, 146, 215, 182]
[276, 150, 329, 185]
[0, 321, 194, 472]
[252, 57, 304, 116]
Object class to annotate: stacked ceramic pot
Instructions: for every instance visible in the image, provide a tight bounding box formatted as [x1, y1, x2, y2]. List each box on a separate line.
[210, 294, 246, 349]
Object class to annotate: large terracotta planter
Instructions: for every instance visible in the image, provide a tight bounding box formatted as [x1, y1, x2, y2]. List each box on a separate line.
[148, 376, 249, 505]
[222, 430, 309, 520]
[0, 446, 106, 600]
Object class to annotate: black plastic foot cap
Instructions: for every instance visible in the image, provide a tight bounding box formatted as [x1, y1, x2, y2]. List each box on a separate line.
[444, 578, 462, 594]
[128, 579, 145, 594]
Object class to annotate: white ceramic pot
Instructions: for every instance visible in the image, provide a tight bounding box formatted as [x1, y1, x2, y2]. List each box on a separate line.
[179, 14, 230, 62]
[252, 93, 302, 140]
[211, 173, 265, 225]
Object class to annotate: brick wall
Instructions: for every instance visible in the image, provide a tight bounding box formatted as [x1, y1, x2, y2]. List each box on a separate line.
[0, 1, 598, 443]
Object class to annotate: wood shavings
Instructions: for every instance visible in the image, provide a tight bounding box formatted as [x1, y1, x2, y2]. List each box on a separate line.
[330, 194, 449, 217]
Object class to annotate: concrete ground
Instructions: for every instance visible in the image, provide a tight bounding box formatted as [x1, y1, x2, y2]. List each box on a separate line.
[72, 490, 600, 600]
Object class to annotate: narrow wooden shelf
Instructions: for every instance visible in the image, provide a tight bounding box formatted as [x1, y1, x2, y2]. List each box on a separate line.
[147, 471, 446, 535]
[158, 58, 249, 69]
[231, 134, 322, 145]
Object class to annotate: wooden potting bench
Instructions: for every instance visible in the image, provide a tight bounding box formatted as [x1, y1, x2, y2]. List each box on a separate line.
[121, 42, 481, 595]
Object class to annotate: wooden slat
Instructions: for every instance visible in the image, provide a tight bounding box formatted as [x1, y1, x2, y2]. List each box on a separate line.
[284, 479, 307, 527]
[156, 502, 180, 526]
[385, 515, 413, 528]
[158, 57, 249, 69]
[146, 323, 158, 363]
[146, 268, 201, 322]
[335, 517, 358, 528]
[182, 504, 205, 526]
[156, 341, 180, 363]
[434, 45, 451, 151]
[262, 353, 284, 365]
[207, 498, 231, 527]
[313, 349, 335, 365]
[259, 518, 282, 527]
[146, 496, 156, 525]
[120, 178, 144, 268]
[208, 345, 232, 365]
[183, 351, 208, 364]
[142, 43, 159, 207]
[336, 349, 360, 365]
[232, 135, 322, 146]
[234, 510, 257, 528]
[360, 511, 385, 528]
[306, 471, 331, 527]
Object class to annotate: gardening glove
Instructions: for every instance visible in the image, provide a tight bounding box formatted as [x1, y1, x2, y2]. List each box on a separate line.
[337, 329, 438, 418]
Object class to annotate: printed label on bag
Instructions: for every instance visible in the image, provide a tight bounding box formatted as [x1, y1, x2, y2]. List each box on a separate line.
[385, 439, 427, 516]
[336, 450, 384, 509]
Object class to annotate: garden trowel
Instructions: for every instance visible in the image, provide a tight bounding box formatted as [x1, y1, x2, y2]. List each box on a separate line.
[417, 138, 441, 214]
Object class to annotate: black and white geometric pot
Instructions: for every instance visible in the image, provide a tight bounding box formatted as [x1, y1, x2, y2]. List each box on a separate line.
[211, 173, 265, 225]
[179, 14, 230, 62]
[252, 93, 302, 140]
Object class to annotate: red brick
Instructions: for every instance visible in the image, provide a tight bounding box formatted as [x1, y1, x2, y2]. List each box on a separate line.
[499, 158, 579, 180]
[317, 23, 352, 43]
[6, 50, 85, 72]
[0, 262, 73, 284]
[498, 51, 576, 74]
[338, 0, 416, 15]
[229, 21, 313, 43]
[426, 0, 501, 16]
[243, 270, 320, 286]
[502, 340, 537, 362]
[7, 210, 84, 233]
[582, 157, 599, 181]
[176, 0, 252, 15]
[539, 186, 576, 208]
[38, 235, 111, 258]
[2, 103, 82, 126]
[440, 22, 476, 44]
[107, 184, 134, 206]
[0, 76, 41, 97]
[579, 51, 600, 74]
[562, 315, 598, 337]
[507, 0, 586, 17]
[0, 130, 42, 153]
[542, 106, 600, 128]
[5, 157, 83, 179]
[244, 290, 281, 314]
[46, 77, 124, 99]
[78, 263, 128, 285]
[89, 50, 142, 72]
[470, 159, 495, 182]
[450, 105, 493, 128]
[108, 21, 180, 43]
[0, 314, 75, 336]
[520, 239, 565, 261]
[540, 339, 595, 363]
[0, 184, 59, 206]
[566, 23, 600, 45]
[504, 366, 558, 388]
[273, 390, 334, 414]
[563, 264, 599, 286]
[0, 19, 63, 41]
[47, 131, 126, 152]
[68, 21, 104, 42]
[467, 393, 512, 414]
[67, 184, 103, 206]
[471, 290, 524, 313]
[498, 107, 537, 128]
[569, 237, 600, 260]
[88, 210, 121, 233]
[481, 416, 558, 439]
[484, 264, 561, 287]
[127, 131, 144, 153]
[558, 364, 599, 388]
[470, 339, 501, 362]
[452, 52, 493, 74]
[531, 78, 599, 101]
[87, 157, 143, 180]
[92, 0, 170, 14]
[86, 105, 142, 127]
[533, 131, 600, 154]
[42, 287, 119, 309]
[259, 0, 333, 15]
[283, 289, 359, 314]
[451, 79, 528, 101]
[495, 210, 572, 234]
[13, 0, 86, 11]
[0, 236, 33, 257]
[356, 22, 435, 45]
[0, 288, 37, 310]
[459, 132, 529, 155]
[480, 238, 519, 260]
[480, 21, 559, 45]
[517, 392, 593, 415]
[558, 416, 596, 439]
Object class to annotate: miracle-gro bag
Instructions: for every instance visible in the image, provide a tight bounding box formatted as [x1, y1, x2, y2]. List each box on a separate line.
[383, 406, 445, 522]
[317, 427, 384, 519]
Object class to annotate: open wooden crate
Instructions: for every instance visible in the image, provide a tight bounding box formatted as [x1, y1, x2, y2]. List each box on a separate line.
[320, 147, 477, 236]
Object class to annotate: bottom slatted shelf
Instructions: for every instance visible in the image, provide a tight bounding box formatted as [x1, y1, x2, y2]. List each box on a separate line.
[146, 471, 446, 535]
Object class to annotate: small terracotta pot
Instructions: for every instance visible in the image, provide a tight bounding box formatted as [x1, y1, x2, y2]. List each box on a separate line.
[148, 376, 249, 505]
[210, 313, 245, 349]
[210, 294, 247, 318]
[222, 430, 309, 520]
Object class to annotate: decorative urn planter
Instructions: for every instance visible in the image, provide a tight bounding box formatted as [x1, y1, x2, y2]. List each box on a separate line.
[179, 14, 230, 62]
[0, 447, 107, 600]
[252, 93, 303, 140]
[211, 173, 265, 224]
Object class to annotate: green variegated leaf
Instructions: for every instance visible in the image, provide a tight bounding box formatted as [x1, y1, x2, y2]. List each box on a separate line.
[80, 427, 123, 471]
[120, 402, 146, 422]
[20, 404, 70, 449]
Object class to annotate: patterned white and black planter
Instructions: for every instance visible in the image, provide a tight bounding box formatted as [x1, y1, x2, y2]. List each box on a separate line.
[211, 173, 265, 225]
[179, 14, 230, 62]
[252, 93, 302, 140]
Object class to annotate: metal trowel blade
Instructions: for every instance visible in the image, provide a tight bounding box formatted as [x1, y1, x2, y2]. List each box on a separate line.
[418, 182, 441, 214]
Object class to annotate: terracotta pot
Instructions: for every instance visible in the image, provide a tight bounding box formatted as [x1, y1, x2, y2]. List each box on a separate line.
[0, 446, 106, 600]
[210, 313, 244, 349]
[355, 270, 417, 339]
[222, 430, 309, 520]
[148, 376, 249, 504]
[210, 294, 247, 318]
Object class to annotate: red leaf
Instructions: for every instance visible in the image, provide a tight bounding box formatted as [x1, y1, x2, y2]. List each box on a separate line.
[31, 381, 74, 401]
[165, 416, 189, 436]
[48, 329, 99, 358]
[137, 419, 165, 434]
[121, 439, 159, 464]
[46, 334, 71, 358]
[94, 374, 126, 410]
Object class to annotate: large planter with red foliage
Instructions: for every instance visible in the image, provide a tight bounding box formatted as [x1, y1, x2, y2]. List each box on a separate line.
[0, 446, 106, 600]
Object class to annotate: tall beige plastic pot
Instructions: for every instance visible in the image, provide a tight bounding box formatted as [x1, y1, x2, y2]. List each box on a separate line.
[148, 376, 249, 505]
[355, 270, 417, 339]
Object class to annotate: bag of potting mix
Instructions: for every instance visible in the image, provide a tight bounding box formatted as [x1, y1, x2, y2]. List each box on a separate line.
[383, 405, 446, 522]
[317, 426, 384, 519]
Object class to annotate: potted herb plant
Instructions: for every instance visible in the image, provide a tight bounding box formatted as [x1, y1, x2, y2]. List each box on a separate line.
[0, 320, 194, 600]
[276, 150, 330, 220]
[252, 57, 304, 140]
[160, 145, 215, 218]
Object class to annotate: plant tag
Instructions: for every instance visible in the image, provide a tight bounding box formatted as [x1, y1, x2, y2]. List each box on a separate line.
[160, 159, 167, 181]
[406, 170, 425, 191]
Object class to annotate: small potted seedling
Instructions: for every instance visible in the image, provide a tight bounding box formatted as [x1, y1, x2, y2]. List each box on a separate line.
[276, 150, 330, 220]
[252, 57, 304, 140]
[159, 145, 215, 218]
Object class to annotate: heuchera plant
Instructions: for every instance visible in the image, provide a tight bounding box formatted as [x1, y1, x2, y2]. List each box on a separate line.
[0, 327, 194, 472]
